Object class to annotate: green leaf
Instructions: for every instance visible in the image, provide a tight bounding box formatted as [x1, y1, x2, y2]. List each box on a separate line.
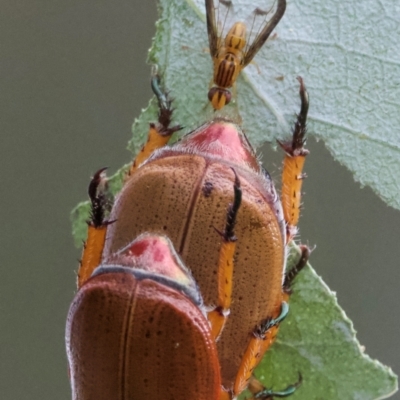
[251, 246, 398, 400]
[71, 0, 398, 398]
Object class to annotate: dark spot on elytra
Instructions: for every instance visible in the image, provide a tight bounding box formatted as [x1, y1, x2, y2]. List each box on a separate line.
[202, 181, 214, 197]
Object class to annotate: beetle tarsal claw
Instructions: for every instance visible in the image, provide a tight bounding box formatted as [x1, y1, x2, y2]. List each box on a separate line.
[253, 372, 302, 399]
[256, 301, 289, 336]
[87, 167, 113, 228]
[283, 246, 310, 292]
[158, 123, 183, 138]
[150, 71, 169, 111]
[223, 170, 242, 241]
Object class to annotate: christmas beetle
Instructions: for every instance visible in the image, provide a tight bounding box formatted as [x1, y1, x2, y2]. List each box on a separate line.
[66, 233, 222, 400]
[69, 0, 311, 397]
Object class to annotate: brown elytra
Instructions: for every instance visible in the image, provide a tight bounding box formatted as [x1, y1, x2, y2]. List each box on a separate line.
[67, 234, 221, 400]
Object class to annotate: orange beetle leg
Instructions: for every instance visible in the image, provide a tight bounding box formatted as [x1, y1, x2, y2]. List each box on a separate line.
[278, 76, 309, 242]
[78, 168, 113, 288]
[239, 247, 309, 399]
[219, 388, 232, 400]
[208, 169, 242, 341]
[238, 247, 309, 399]
[129, 72, 181, 175]
[208, 240, 236, 340]
[233, 302, 289, 396]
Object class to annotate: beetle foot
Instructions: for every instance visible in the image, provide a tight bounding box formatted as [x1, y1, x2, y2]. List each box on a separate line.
[255, 301, 289, 336]
[277, 76, 309, 157]
[87, 167, 114, 228]
[150, 68, 182, 137]
[253, 373, 302, 399]
[283, 245, 310, 294]
[224, 168, 242, 242]
[213, 169, 241, 242]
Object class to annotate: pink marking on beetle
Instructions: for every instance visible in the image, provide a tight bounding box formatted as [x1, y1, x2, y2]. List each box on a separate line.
[111, 234, 194, 287]
[180, 120, 258, 169]
[127, 237, 150, 257]
[127, 236, 165, 263]
[123, 236, 170, 269]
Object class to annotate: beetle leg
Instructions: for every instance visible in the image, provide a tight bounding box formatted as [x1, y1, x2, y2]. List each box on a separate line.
[232, 302, 289, 395]
[208, 169, 242, 340]
[235, 246, 308, 398]
[128, 70, 182, 175]
[219, 388, 232, 400]
[247, 373, 302, 399]
[278, 77, 309, 242]
[236, 247, 308, 399]
[78, 168, 114, 288]
[283, 245, 310, 299]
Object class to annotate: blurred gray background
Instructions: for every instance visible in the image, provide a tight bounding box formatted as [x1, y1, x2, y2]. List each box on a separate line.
[1, 1, 399, 399]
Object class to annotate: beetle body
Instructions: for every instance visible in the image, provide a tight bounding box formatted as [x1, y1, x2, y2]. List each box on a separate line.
[66, 234, 221, 400]
[103, 120, 286, 387]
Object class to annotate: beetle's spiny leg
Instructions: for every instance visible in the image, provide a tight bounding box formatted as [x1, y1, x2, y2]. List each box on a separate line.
[87, 167, 110, 227]
[257, 301, 289, 333]
[278, 77, 309, 241]
[78, 168, 114, 288]
[151, 71, 182, 136]
[248, 373, 302, 399]
[150, 70, 169, 111]
[128, 70, 182, 176]
[224, 168, 242, 241]
[283, 245, 310, 295]
[219, 388, 232, 400]
[234, 243, 308, 396]
[208, 169, 242, 341]
[233, 302, 289, 396]
[286, 76, 309, 155]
